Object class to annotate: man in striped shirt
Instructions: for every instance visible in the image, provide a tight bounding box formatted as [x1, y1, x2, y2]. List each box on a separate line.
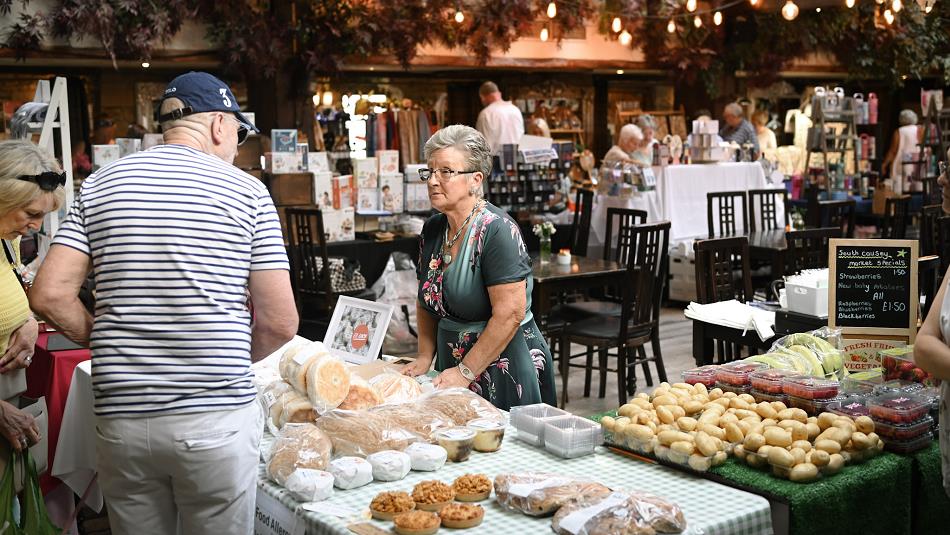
[31, 72, 298, 535]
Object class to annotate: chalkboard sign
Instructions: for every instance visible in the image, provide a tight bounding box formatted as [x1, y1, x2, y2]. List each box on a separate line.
[828, 239, 918, 342]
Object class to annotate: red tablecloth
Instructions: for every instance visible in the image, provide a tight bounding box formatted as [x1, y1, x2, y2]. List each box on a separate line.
[25, 331, 90, 495]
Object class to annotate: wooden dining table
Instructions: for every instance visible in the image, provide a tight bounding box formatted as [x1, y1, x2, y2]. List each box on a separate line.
[746, 228, 789, 277]
[530, 256, 626, 332]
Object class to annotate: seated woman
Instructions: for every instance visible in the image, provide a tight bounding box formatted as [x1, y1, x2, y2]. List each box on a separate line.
[402, 125, 556, 410]
[628, 115, 658, 166]
[603, 124, 644, 167]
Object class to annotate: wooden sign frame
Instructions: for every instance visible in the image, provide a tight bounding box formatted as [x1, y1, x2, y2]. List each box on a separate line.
[828, 238, 918, 343]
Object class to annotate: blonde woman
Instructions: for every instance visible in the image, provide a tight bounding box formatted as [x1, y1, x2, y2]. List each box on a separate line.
[0, 139, 65, 452]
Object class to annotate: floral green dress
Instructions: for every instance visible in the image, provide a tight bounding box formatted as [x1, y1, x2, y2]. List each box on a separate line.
[417, 203, 557, 410]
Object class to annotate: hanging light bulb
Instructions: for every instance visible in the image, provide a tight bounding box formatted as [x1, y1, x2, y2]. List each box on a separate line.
[687, 0, 698, 11]
[540, 26, 549, 41]
[141, 61, 150, 68]
[846, 0, 855, 8]
[694, 15, 702, 27]
[925, 2, 933, 12]
[714, 11, 723, 25]
[883, 7, 895, 22]
[750, 0, 759, 6]
[875, 0, 884, 4]
[782, 0, 800, 19]
[816, 7, 822, 11]
[322, 91, 333, 106]
[619, 29, 633, 45]
[547, 1, 557, 18]
[667, 19, 676, 33]
[611, 16, 622, 33]
[312, 94, 320, 107]
[454, 9, 464, 23]
[891, 0, 902, 11]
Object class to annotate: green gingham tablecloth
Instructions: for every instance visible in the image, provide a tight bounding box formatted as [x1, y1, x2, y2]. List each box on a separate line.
[257, 427, 772, 535]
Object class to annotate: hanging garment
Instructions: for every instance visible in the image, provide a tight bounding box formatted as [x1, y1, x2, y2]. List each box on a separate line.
[890, 124, 920, 194]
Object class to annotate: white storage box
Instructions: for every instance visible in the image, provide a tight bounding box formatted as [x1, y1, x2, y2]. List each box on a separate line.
[510, 403, 570, 447]
[542, 415, 601, 459]
[786, 283, 828, 317]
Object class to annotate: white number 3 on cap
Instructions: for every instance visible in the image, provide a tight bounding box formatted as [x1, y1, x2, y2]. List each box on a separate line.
[219, 88, 231, 108]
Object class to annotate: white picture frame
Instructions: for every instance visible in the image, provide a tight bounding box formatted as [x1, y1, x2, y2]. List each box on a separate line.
[323, 296, 394, 364]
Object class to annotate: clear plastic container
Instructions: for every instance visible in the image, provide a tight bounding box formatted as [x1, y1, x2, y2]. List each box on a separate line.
[510, 403, 570, 446]
[714, 381, 752, 395]
[827, 399, 870, 418]
[715, 362, 769, 387]
[873, 379, 925, 396]
[782, 376, 840, 400]
[883, 432, 934, 454]
[787, 395, 838, 415]
[750, 370, 806, 394]
[841, 369, 884, 395]
[682, 365, 719, 387]
[868, 392, 931, 424]
[873, 416, 934, 441]
[880, 346, 940, 386]
[750, 389, 788, 404]
[542, 416, 602, 459]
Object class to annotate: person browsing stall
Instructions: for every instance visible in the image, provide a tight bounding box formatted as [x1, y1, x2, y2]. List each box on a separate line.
[914, 147, 950, 500]
[402, 125, 556, 411]
[603, 124, 645, 167]
[30, 72, 298, 535]
[628, 115, 658, 166]
[720, 103, 760, 158]
[0, 140, 65, 453]
[475, 81, 525, 154]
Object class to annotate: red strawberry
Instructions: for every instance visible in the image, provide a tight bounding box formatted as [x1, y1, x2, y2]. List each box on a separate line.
[912, 369, 927, 382]
[899, 362, 916, 373]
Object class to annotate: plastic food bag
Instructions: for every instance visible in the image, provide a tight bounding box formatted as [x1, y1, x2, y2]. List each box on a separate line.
[266, 424, 333, 486]
[551, 491, 687, 535]
[338, 375, 384, 411]
[314, 408, 420, 457]
[371, 402, 455, 441]
[748, 327, 846, 379]
[493, 473, 612, 517]
[276, 390, 317, 429]
[370, 372, 424, 404]
[416, 387, 505, 426]
[259, 380, 296, 435]
[371, 253, 419, 356]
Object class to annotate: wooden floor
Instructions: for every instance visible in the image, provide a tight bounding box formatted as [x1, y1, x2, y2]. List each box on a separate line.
[561, 304, 695, 417]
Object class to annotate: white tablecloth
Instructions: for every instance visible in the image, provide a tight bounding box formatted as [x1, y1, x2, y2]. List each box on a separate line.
[589, 191, 662, 257]
[51, 360, 102, 512]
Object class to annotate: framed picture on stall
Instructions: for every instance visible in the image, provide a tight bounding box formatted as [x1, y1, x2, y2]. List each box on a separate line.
[323, 296, 394, 364]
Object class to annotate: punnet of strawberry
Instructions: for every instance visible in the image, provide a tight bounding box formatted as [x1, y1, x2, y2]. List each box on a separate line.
[880, 351, 941, 387]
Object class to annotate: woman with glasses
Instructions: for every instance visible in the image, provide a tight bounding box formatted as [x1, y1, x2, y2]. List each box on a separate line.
[402, 125, 556, 410]
[0, 139, 65, 453]
[916, 147, 950, 500]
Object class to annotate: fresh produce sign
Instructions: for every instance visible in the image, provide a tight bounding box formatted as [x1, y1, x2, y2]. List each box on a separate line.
[828, 239, 918, 342]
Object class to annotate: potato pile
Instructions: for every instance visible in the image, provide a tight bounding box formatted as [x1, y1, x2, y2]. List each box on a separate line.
[600, 382, 884, 483]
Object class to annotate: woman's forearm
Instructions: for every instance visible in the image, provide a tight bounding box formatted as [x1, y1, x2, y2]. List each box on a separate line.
[461, 309, 522, 375]
[914, 279, 950, 380]
[416, 302, 438, 360]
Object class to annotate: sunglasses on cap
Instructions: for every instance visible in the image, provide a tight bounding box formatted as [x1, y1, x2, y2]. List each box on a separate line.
[159, 107, 249, 146]
[18, 171, 66, 191]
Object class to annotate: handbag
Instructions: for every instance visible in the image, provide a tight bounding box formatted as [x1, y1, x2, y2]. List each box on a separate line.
[0, 397, 49, 494]
[317, 257, 366, 293]
[0, 449, 60, 535]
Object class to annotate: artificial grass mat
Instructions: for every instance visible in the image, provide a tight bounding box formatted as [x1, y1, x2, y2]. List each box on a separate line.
[911, 441, 950, 535]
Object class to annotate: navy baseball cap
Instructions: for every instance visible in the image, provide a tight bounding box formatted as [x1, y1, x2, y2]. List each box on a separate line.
[159, 71, 259, 133]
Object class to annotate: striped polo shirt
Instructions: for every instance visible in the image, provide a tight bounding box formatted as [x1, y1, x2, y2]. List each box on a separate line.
[53, 144, 289, 418]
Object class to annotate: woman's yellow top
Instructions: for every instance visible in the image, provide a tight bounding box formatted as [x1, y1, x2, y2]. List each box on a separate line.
[0, 237, 30, 356]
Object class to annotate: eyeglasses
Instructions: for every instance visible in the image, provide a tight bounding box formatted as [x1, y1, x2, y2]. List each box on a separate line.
[18, 171, 66, 191]
[940, 161, 947, 177]
[418, 167, 478, 182]
[221, 114, 249, 146]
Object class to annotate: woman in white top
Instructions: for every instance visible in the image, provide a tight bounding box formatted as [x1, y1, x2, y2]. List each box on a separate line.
[752, 111, 777, 152]
[881, 109, 921, 194]
[629, 115, 658, 166]
[915, 149, 950, 499]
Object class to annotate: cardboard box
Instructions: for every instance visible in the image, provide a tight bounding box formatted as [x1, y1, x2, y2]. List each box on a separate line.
[296, 143, 309, 172]
[142, 133, 164, 150]
[115, 138, 141, 157]
[309, 152, 330, 173]
[379, 174, 404, 213]
[353, 157, 377, 188]
[841, 338, 906, 371]
[406, 183, 430, 212]
[405, 164, 427, 183]
[267, 152, 300, 174]
[312, 172, 334, 209]
[269, 173, 313, 206]
[92, 145, 121, 171]
[332, 175, 355, 210]
[323, 207, 355, 242]
[357, 188, 378, 211]
[271, 129, 297, 153]
[377, 150, 399, 175]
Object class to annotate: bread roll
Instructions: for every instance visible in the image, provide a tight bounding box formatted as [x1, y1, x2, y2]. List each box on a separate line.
[418, 388, 504, 426]
[277, 390, 316, 429]
[306, 352, 351, 414]
[279, 343, 315, 392]
[338, 375, 383, 411]
[266, 424, 333, 486]
[370, 373, 423, 404]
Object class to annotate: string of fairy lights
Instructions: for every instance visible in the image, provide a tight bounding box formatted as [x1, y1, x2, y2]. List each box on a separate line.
[451, 0, 938, 41]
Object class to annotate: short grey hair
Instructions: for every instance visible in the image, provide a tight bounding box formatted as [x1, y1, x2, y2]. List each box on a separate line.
[899, 109, 918, 126]
[618, 123, 644, 144]
[479, 81, 499, 97]
[0, 139, 65, 216]
[636, 115, 657, 131]
[423, 124, 492, 186]
[724, 102, 744, 118]
[159, 97, 218, 139]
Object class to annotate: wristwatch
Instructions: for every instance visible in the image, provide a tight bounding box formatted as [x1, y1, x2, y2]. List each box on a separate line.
[457, 362, 477, 382]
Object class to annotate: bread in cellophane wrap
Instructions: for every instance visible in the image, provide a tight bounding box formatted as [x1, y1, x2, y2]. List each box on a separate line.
[369, 372, 424, 404]
[416, 387, 505, 426]
[551, 491, 687, 535]
[276, 390, 316, 429]
[278, 342, 317, 392]
[259, 380, 295, 436]
[304, 348, 351, 414]
[493, 473, 612, 517]
[266, 423, 333, 487]
[338, 374, 384, 411]
[314, 408, 420, 457]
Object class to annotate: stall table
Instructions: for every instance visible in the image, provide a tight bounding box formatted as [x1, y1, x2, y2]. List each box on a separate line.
[256, 430, 773, 535]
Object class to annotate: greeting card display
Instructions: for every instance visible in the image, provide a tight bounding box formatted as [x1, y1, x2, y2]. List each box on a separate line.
[323, 297, 394, 364]
[313, 172, 334, 209]
[379, 174, 404, 213]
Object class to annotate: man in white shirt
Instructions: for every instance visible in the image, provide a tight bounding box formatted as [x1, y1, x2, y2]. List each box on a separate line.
[475, 81, 524, 154]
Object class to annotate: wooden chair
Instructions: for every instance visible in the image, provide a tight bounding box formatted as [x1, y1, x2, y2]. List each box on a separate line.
[694, 236, 753, 304]
[748, 189, 790, 231]
[707, 191, 748, 237]
[919, 255, 941, 321]
[817, 199, 856, 238]
[922, 176, 943, 206]
[785, 227, 842, 275]
[284, 207, 375, 318]
[568, 188, 594, 257]
[920, 204, 944, 256]
[880, 195, 911, 239]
